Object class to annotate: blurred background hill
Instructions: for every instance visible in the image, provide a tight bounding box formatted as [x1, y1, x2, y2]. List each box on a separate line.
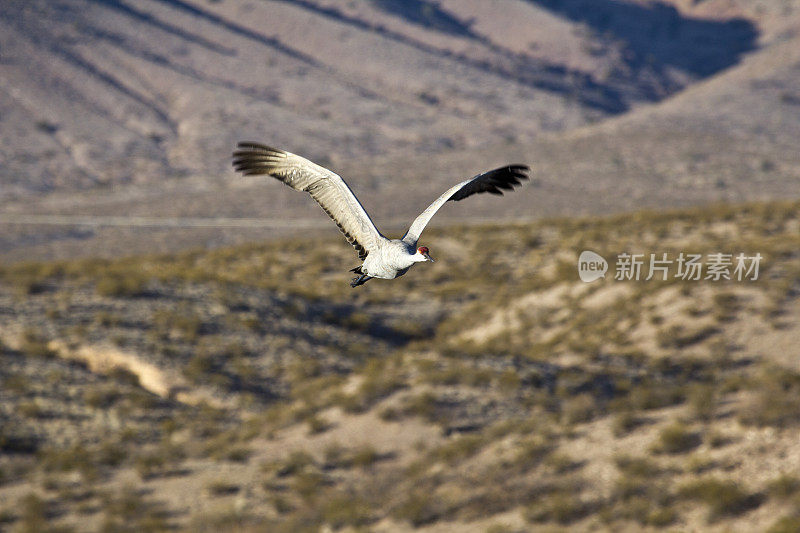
[1, 0, 799, 260]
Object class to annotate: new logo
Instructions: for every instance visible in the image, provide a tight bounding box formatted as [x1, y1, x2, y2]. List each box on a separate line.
[578, 250, 608, 282]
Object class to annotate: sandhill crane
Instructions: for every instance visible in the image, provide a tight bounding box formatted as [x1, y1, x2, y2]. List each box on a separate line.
[232, 143, 529, 287]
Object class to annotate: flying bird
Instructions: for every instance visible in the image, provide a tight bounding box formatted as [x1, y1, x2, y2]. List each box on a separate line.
[232, 143, 529, 287]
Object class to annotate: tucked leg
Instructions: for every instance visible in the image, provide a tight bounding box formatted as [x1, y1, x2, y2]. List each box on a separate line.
[350, 274, 372, 288]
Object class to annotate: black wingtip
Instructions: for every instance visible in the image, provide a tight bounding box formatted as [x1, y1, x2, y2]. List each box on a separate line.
[232, 142, 284, 157]
[449, 163, 531, 201]
[231, 142, 288, 175]
[236, 141, 276, 151]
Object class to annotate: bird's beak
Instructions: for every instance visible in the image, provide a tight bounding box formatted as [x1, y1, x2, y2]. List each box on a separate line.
[424, 252, 434, 262]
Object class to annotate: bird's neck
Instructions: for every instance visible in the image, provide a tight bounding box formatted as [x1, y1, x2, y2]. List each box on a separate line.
[394, 250, 424, 269]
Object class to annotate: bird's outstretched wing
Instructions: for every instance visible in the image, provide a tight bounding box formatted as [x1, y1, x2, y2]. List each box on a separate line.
[232, 142, 383, 260]
[401, 165, 530, 245]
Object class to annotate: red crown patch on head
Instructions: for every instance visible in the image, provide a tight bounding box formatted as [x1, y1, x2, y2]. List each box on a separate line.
[418, 246, 429, 254]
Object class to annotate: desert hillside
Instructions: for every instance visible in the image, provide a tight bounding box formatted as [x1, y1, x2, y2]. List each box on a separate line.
[1, 200, 799, 531]
[0, 0, 764, 195]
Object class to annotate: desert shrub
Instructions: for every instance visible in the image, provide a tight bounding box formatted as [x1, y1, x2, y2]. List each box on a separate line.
[127, 388, 160, 410]
[511, 437, 553, 471]
[607, 453, 674, 526]
[712, 292, 740, 322]
[433, 434, 485, 464]
[687, 383, 716, 420]
[349, 445, 380, 468]
[767, 474, 800, 500]
[401, 391, 440, 422]
[321, 443, 380, 470]
[0, 263, 63, 295]
[768, 514, 800, 533]
[391, 318, 430, 339]
[292, 470, 327, 503]
[605, 490, 677, 527]
[625, 382, 686, 410]
[611, 411, 645, 437]
[378, 405, 401, 421]
[739, 367, 800, 428]
[392, 489, 442, 527]
[15, 275, 48, 295]
[108, 366, 140, 386]
[96, 441, 126, 468]
[200, 429, 247, 461]
[267, 494, 293, 516]
[100, 485, 170, 532]
[0, 508, 14, 524]
[524, 492, 590, 525]
[322, 493, 372, 529]
[677, 477, 763, 521]
[2, 373, 29, 394]
[347, 359, 406, 412]
[656, 324, 718, 349]
[152, 308, 202, 342]
[306, 414, 330, 435]
[224, 446, 252, 463]
[651, 422, 700, 454]
[39, 444, 97, 480]
[182, 353, 215, 382]
[95, 311, 121, 327]
[83, 385, 122, 409]
[18, 493, 47, 532]
[237, 314, 262, 332]
[546, 452, 581, 474]
[321, 442, 346, 468]
[423, 362, 493, 388]
[485, 524, 514, 533]
[96, 273, 147, 298]
[275, 450, 315, 477]
[612, 477, 652, 503]
[134, 452, 166, 480]
[496, 369, 521, 391]
[682, 451, 716, 473]
[206, 480, 239, 496]
[187, 505, 258, 532]
[646, 506, 678, 527]
[56, 482, 96, 505]
[17, 401, 45, 419]
[614, 454, 661, 478]
[19, 328, 55, 359]
[562, 393, 597, 424]
[342, 311, 371, 332]
[707, 430, 732, 448]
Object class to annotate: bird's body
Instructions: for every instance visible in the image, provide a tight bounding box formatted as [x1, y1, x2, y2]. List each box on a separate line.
[358, 240, 423, 280]
[232, 143, 529, 287]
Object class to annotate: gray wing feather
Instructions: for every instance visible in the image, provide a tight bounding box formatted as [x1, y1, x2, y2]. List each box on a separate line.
[232, 143, 383, 260]
[401, 164, 529, 245]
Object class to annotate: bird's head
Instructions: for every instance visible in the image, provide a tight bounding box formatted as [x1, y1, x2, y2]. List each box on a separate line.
[417, 246, 434, 262]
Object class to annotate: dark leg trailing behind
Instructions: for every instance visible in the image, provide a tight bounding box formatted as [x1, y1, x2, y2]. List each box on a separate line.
[350, 274, 371, 287]
[349, 266, 372, 288]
